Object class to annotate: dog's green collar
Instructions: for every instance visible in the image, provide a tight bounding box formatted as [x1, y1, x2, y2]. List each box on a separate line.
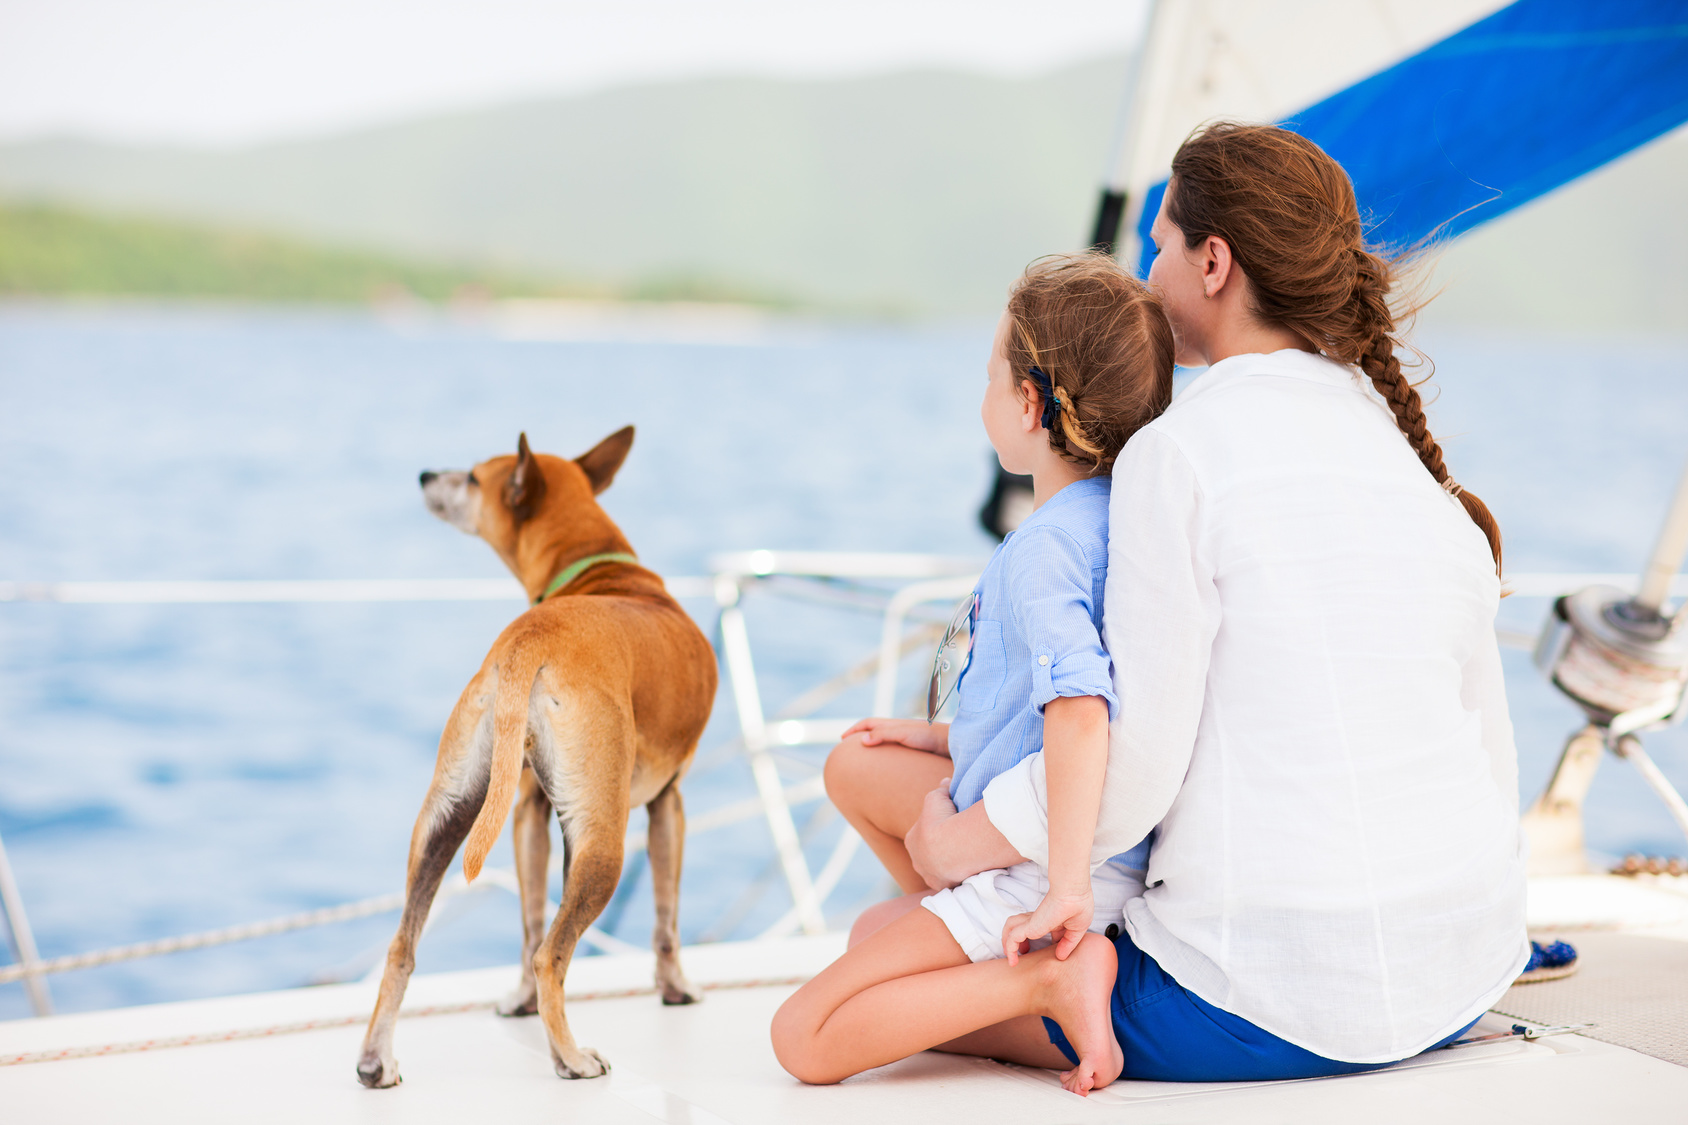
[535, 552, 640, 604]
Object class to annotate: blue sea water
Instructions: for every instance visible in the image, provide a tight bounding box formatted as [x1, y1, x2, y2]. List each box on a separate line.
[1, 301, 1686, 1021]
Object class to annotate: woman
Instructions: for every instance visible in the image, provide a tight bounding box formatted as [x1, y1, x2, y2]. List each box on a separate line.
[819, 122, 1528, 1083]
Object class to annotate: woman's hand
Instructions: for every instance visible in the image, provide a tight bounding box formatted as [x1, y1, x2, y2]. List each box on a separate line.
[906, 781, 959, 890]
[905, 782, 1026, 891]
[1001, 884, 1094, 965]
[842, 717, 950, 757]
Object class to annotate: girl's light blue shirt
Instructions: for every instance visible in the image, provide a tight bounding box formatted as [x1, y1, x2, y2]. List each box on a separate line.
[948, 476, 1117, 812]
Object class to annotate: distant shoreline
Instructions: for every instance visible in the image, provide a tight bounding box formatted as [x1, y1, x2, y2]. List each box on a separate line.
[0, 199, 810, 314]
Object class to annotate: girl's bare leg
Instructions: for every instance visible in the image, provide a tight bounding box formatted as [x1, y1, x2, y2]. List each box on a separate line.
[824, 735, 951, 893]
[771, 907, 1123, 1094]
[847, 891, 929, 947]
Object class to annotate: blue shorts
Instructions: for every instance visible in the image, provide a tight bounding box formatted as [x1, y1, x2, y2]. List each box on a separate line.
[1043, 928, 1480, 1082]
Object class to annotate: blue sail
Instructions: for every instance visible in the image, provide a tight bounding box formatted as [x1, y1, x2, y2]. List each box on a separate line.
[1133, 0, 1688, 273]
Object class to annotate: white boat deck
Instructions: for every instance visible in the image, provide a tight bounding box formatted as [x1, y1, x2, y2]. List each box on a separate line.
[5, 875, 1688, 1124]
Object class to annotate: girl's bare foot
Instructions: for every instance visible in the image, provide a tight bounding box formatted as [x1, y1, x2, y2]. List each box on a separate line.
[1040, 932, 1123, 1095]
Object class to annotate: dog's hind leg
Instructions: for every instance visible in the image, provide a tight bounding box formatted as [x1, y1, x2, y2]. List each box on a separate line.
[356, 691, 491, 1089]
[646, 776, 701, 1005]
[534, 813, 626, 1078]
[529, 716, 630, 1081]
[498, 761, 551, 1017]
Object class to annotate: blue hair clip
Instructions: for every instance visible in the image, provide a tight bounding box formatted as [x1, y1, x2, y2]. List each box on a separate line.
[1028, 366, 1061, 431]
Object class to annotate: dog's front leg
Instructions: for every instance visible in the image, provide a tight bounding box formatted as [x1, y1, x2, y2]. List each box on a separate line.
[498, 763, 551, 1017]
[646, 777, 701, 1005]
[535, 814, 627, 1078]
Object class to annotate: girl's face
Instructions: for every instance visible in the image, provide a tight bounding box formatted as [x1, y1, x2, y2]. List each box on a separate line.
[981, 311, 1040, 475]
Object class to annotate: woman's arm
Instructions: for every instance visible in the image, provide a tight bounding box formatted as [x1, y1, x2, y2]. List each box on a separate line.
[1463, 629, 1521, 801]
[984, 429, 1219, 864]
[905, 786, 1025, 889]
[1093, 429, 1219, 852]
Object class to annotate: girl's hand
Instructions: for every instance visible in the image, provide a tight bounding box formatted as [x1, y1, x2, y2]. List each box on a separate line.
[1001, 885, 1094, 964]
[842, 717, 950, 757]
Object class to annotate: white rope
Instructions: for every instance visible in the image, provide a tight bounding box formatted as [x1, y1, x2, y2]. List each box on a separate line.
[0, 774, 831, 987]
[0, 577, 714, 604]
[1, 1005, 491, 1068]
[0, 894, 407, 986]
[3, 574, 1680, 605]
[0, 974, 816, 1068]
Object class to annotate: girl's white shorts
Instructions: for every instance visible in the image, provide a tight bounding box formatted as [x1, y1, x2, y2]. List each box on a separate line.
[921, 858, 1146, 963]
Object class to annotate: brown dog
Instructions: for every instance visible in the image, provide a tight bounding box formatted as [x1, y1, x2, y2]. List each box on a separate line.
[356, 428, 717, 1087]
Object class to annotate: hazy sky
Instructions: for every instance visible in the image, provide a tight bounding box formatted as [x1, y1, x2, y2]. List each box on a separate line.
[0, 0, 1150, 146]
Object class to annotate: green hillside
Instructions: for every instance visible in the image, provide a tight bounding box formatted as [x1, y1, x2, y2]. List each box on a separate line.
[0, 200, 584, 303]
[0, 60, 1126, 316]
[0, 55, 1682, 328]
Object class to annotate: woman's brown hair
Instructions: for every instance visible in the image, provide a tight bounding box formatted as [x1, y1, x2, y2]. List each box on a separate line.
[1004, 252, 1175, 476]
[1166, 121, 1503, 573]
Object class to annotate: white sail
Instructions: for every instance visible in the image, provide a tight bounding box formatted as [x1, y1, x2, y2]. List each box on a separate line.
[1109, 0, 1511, 259]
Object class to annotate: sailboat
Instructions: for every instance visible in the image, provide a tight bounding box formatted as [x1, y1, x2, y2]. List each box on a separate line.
[4, 2, 1688, 1119]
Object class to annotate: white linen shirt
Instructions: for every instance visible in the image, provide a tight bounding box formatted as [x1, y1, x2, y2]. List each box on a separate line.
[986, 348, 1529, 1064]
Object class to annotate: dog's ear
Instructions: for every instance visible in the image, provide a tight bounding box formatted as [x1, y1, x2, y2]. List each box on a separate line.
[575, 425, 634, 495]
[503, 432, 547, 523]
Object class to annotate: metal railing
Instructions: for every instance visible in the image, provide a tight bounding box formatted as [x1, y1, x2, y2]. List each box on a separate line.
[2, 565, 1683, 1017]
[0, 553, 977, 1016]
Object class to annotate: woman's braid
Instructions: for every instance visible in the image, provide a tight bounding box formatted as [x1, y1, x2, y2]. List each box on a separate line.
[1350, 249, 1502, 570]
[1352, 258, 1447, 484]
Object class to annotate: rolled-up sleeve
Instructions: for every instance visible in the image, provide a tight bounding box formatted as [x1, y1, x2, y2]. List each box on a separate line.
[1005, 525, 1116, 720]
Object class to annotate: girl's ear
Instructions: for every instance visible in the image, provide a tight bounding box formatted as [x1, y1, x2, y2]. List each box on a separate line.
[1017, 379, 1043, 432]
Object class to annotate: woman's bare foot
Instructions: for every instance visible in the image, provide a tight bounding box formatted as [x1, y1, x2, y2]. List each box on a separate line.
[1040, 933, 1123, 1096]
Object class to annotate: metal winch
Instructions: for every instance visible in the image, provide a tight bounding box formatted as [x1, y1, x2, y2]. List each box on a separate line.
[1535, 585, 1688, 735]
[1524, 457, 1688, 875]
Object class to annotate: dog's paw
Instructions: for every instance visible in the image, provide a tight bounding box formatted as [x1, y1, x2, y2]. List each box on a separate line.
[660, 980, 703, 1006]
[497, 982, 539, 1017]
[552, 1045, 611, 1080]
[356, 1054, 401, 1089]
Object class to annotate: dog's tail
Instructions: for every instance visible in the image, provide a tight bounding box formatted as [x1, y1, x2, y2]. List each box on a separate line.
[463, 643, 543, 882]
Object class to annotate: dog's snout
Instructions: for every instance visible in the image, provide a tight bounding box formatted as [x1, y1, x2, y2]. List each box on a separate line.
[419, 468, 480, 534]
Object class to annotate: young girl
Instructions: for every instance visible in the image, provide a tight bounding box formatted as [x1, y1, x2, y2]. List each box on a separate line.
[771, 253, 1175, 1095]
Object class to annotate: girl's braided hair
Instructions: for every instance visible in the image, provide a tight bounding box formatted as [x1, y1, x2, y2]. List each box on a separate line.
[1004, 252, 1175, 476]
[1166, 121, 1502, 573]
